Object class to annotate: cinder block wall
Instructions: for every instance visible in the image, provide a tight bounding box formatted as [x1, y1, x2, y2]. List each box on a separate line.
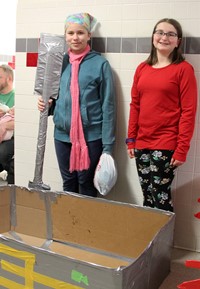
[15, 0, 200, 251]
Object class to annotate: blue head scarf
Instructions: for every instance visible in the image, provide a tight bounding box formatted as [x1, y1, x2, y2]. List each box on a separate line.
[65, 13, 97, 32]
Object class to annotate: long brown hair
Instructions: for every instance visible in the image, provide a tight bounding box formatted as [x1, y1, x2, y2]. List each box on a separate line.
[146, 18, 185, 65]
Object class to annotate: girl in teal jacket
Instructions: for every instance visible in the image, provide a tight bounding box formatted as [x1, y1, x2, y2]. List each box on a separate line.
[38, 13, 116, 196]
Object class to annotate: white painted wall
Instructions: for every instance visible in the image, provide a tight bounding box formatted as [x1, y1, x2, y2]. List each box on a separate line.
[0, 0, 17, 55]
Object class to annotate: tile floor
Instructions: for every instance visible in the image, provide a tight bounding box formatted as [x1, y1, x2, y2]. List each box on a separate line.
[159, 247, 200, 289]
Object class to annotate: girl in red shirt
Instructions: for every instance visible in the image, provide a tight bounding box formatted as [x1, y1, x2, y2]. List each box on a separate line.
[127, 18, 197, 212]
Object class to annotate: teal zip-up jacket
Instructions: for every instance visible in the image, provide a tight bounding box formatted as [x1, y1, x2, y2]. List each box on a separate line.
[53, 50, 116, 154]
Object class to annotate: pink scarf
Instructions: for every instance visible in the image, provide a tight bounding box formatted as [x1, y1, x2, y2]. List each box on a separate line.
[68, 44, 90, 172]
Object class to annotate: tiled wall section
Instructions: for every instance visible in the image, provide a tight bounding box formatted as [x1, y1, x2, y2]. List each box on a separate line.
[15, 0, 200, 253]
[16, 37, 200, 67]
[0, 55, 15, 68]
[16, 37, 200, 54]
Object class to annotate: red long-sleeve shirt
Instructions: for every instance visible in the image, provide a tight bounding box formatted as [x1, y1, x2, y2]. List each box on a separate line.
[127, 61, 197, 162]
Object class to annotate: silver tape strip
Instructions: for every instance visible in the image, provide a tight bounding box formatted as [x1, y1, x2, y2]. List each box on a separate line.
[10, 185, 16, 227]
[8, 231, 23, 242]
[41, 239, 53, 250]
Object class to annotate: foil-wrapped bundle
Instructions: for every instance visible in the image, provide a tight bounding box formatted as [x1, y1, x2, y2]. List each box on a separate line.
[29, 33, 66, 190]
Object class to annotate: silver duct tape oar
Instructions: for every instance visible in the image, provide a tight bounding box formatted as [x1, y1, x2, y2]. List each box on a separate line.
[29, 33, 65, 190]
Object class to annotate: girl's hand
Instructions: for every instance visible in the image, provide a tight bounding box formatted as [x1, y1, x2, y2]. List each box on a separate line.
[38, 96, 53, 112]
[127, 148, 135, 159]
[170, 157, 184, 167]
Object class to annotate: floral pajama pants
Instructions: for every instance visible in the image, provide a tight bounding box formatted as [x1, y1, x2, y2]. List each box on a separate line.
[134, 149, 176, 212]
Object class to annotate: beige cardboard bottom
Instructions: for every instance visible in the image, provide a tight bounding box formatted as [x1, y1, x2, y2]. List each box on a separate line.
[0, 185, 175, 289]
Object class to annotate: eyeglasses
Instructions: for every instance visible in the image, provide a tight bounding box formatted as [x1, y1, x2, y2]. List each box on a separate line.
[154, 30, 178, 38]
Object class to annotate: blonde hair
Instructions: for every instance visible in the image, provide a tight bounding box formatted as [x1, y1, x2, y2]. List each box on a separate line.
[0, 64, 14, 81]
